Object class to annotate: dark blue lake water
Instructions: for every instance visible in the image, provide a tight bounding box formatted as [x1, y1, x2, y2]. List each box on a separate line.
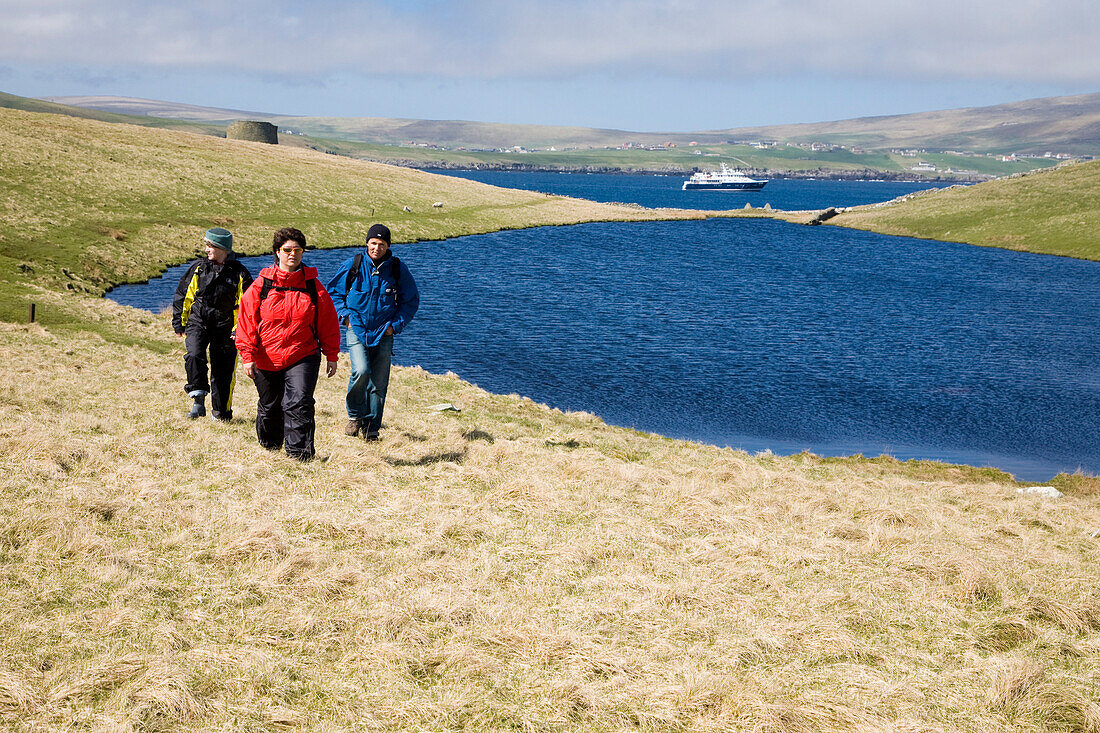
[109, 180, 1099, 481]
[431, 169, 960, 211]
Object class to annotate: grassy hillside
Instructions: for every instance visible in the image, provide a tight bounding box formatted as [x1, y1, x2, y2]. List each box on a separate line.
[0, 105, 740, 339]
[2, 95, 1099, 733]
[23, 93, 1063, 179]
[831, 160, 1100, 260]
[44, 95, 729, 148]
[714, 93, 1100, 155]
[0, 91, 226, 137]
[51, 93, 1100, 156]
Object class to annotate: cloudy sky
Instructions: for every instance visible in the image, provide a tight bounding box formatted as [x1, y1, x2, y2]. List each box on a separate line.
[1, 0, 1097, 131]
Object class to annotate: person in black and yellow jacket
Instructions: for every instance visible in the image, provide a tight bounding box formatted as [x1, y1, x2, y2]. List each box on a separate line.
[172, 228, 254, 420]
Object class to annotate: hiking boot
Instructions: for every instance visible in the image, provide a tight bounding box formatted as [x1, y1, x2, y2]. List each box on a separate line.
[344, 418, 361, 436]
[188, 399, 206, 419]
[363, 431, 380, 442]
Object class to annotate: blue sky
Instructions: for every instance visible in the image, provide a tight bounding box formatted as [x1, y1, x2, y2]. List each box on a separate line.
[1, 0, 1097, 131]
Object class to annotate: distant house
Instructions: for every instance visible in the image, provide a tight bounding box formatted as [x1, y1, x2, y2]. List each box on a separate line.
[910, 162, 937, 171]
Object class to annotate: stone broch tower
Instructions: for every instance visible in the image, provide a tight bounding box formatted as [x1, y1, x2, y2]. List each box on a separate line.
[226, 121, 278, 144]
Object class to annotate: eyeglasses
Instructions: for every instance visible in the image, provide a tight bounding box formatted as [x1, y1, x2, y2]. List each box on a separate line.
[278, 247, 304, 255]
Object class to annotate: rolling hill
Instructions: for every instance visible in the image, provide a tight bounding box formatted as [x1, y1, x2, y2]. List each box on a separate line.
[48, 92, 1100, 154]
[44, 94, 719, 149]
[714, 93, 1100, 155]
[0, 104, 722, 330]
[830, 159, 1100, 260]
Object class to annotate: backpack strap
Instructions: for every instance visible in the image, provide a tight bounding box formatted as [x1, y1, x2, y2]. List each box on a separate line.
[304, 278, 319, 346]
[254, 278, 274, 350]
[346, 252, 363, 293]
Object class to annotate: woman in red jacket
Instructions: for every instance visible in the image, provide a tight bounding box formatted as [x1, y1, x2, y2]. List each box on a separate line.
[236, 228, 341, 460]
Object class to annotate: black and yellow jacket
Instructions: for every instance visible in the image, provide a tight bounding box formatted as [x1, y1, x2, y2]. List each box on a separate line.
[172, 257, 254, 334]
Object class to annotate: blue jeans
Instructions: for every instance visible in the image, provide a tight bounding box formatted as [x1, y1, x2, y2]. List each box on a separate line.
[346, 329, 393, 435]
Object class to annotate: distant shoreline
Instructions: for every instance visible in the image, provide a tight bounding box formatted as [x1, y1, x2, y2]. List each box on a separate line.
[411, 163, 986, 183]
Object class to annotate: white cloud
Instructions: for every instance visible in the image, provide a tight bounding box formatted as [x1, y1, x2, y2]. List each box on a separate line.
[1, 0, 1097, 85]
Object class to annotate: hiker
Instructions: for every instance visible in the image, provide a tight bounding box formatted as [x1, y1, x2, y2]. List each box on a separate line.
[172, 227, 254, 421]
[326, 224, 419, 441]
[235, 228, 340, 460]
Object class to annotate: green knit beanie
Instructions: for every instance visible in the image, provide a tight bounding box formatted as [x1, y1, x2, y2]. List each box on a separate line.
[204, 228, 234, 251]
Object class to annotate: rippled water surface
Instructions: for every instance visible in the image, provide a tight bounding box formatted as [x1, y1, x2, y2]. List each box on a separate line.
[431, 169, 960, 210]
[110, 215, 1100, 481]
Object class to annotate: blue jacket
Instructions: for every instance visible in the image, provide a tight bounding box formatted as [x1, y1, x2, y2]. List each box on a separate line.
[326, 252, 419, 348]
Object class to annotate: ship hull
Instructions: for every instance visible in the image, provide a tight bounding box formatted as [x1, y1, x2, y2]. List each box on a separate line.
[682, 181, 767, 190]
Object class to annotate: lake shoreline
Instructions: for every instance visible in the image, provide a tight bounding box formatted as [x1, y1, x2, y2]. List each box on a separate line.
[108, 217, 1100, 483]
[416, 162, 986, 182]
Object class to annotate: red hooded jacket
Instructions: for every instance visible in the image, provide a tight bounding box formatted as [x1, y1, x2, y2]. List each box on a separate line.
[235, 265, 341, 371]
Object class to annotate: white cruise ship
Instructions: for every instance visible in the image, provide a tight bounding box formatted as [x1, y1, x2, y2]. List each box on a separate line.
[682, 163, 767, 190]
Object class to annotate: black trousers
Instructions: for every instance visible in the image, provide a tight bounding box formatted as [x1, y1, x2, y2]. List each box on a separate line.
[184, 320, 238, 419]
[253, 354, 320, 460]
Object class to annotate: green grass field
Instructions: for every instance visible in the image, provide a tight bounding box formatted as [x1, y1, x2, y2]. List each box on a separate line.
[831, 160, 1100, 260]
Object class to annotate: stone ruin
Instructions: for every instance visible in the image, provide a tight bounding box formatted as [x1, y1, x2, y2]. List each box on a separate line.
[226, 121, 278, 144]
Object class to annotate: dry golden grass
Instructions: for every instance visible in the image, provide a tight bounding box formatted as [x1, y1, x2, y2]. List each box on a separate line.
[1, 294, 1098, 732]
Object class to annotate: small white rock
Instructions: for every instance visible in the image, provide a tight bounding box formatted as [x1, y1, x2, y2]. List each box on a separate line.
[428, 403, 461, 412]
[432, 201, 444, 208]
[1016, 486, 1064, 499]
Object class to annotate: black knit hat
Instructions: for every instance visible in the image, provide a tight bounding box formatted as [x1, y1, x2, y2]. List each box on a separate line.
[366, 224, 391, 244]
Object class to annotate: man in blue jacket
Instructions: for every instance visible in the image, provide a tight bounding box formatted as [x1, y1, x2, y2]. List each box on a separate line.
[326, 224, 419, 440]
